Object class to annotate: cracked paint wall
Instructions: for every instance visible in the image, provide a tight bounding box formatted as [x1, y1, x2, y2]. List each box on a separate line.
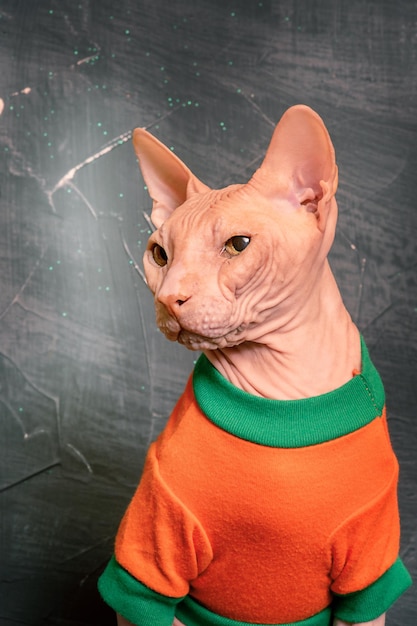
[0, 1, 416, 624]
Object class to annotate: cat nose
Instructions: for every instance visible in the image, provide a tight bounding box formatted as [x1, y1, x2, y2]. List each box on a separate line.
[157, 291, 191, 317]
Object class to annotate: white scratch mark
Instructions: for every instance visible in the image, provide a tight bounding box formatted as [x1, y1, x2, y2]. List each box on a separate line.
[46, 106, 184, 217]
[142, 211, 156, 232]
[338, 229, 367, 323]
[355, 256, 367, 323]
[66, 442, 93, 475]
[76, 53, 99, 66]
[122, 236, 147, 284]
[50, 131, 132, 197]
[0, 351, 62, 447]
[66, 181, 99, 220]
[0, 249, 47, 321]
[231, 82, 276, 128]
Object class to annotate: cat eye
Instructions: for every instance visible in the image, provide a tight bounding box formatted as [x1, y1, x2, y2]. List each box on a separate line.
[151, 244, 168, 267]
[224, 235, 251, 256]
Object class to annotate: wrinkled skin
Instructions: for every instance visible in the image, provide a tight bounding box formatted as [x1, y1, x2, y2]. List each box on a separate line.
[145, 183, 323, 351]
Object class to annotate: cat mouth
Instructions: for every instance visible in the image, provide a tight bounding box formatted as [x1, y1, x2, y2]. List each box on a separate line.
[156, 305, 247, 349]
[170, 325, 247, 351]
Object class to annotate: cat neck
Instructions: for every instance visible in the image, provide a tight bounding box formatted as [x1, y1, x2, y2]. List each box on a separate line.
[204, 262, 361, 401]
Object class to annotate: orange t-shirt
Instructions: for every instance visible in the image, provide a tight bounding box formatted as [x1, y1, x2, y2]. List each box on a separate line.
[99, 338, 411, 625]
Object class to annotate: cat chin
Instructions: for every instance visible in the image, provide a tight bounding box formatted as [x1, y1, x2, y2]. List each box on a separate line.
[177, 331, 224, 351]
[174, 328, 247, 351]
[158, 317, 246, 350]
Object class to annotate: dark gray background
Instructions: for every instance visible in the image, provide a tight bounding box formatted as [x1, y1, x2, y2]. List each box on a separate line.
[0, 1, 415, 624]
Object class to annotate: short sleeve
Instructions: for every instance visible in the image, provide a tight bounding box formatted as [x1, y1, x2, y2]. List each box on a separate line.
[114, 442, 213, 598]
[332, 557, 412, 623]
[330, 467, 412, 620]
[98, 555, 185, 626]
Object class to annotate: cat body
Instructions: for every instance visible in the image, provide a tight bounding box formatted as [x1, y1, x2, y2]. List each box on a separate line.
[98, 106, 411, 626]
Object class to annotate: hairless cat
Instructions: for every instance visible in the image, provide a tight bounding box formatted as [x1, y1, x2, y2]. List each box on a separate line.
[99, 105, 411, 626]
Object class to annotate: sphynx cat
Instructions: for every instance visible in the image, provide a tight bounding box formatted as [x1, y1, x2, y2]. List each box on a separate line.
[99, 106, 411, 626]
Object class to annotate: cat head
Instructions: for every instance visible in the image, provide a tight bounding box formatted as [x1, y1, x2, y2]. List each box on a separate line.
[133, 105, 339, 351]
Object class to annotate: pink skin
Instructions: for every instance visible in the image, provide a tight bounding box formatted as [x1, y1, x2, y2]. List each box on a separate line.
[117, 105, 386, 625]
[138, 105, 361, 400]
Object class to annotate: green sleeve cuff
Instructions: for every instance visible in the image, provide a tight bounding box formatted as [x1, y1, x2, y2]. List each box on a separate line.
[98, 555, 186, 626]
[333, 557, 412, 622]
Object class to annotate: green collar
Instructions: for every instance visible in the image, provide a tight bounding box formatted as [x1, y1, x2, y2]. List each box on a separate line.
[192, 337, 385, 448]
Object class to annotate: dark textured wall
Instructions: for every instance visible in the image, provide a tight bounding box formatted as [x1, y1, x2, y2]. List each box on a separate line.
[0, 1, 415, 624]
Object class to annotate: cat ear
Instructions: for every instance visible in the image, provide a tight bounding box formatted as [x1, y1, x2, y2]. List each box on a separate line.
[132, 128, 210, 228]
[252, 105, 338, 231]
